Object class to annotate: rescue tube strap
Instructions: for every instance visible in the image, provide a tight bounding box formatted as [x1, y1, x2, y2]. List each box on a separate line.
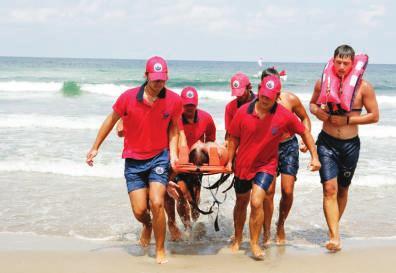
[186, 174, 233, 231]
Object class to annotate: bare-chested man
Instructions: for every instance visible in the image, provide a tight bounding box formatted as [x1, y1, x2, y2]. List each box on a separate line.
[310, 45, 379, 251]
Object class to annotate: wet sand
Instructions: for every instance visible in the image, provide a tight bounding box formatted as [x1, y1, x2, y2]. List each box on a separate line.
[1, 233, 395, 273]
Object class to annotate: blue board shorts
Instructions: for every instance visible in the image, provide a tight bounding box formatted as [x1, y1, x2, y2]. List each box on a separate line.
[234, 172, 274, 194]
[124, 149, 170, 192]
[316, 130, 360, 187]
[278, 136, 299, 178]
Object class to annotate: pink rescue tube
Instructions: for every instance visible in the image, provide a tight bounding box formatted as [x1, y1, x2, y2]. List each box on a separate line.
[317, 54, 368, 112]
[340, 54, 368, 111]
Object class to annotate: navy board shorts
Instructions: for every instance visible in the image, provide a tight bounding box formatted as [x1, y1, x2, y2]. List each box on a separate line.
[124, 149, 170, 192]
[278, 136, 299, 178]
[234, 172, 274, 194]
[316, 130, 360, 187]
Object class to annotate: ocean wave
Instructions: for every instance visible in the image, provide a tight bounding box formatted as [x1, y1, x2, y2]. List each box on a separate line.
[0, 159, 124, 178]
[61, 81, 82, 96]
[0, 81, 63, 92]
[68, 231, 123, 242]
[81, 83, 129, 97]
[295, 172, 396, 187]
[0, 81, 130, 96]
[0, 114, 395, 139]
[0, 114, 105, 129]
[310, 122, 396, 139]
[81, 84, 230, 100]
[0, 81, 395, 106]
[0, 159, 395, 187]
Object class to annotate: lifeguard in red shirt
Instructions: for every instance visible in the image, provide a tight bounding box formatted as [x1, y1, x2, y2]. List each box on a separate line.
[86, 56, 182, 264]
[165, 86, 217, 241]
[224, 72, 255, 143]
[227, 75, 321, 259]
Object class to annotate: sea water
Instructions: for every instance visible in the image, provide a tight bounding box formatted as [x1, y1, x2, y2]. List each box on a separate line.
[0, 56, 395, 245]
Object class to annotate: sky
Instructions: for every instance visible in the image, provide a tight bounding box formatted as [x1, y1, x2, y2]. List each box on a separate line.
[0, 0, 395, 63]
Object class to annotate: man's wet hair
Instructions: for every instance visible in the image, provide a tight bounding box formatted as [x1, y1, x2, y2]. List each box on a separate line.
[261, 67, 280, 81]
[189, 148, 209, 166]
[334, 44, 355, 61]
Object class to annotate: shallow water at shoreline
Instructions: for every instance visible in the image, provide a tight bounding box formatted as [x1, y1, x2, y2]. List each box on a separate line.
[1, 57, 395, 242]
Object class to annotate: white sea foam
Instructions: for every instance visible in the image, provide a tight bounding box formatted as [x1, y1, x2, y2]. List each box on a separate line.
[0, 81, 130, 97]
[0, 159, 124, 178]
[81, 83, 130, 97]
[0, 114, 394, 139]
[296, 172, 396, 187]
[0, 158, 395, 186]
[0, 114, 105, 129]
[310, 122, 396, 139]
[0, 81, 395, 107]
[0, 81, 63, 92]
[68, 231, 121, 241]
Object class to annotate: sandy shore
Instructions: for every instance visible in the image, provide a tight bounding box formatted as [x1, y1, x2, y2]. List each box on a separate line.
[1, 233, 395, 273]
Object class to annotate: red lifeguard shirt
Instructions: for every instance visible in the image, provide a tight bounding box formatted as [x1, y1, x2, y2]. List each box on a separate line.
[182, 109, 216, 148]
[229, 100, 306, 179]
[112, 83, 182, 160]
[224, 92, 255, 132]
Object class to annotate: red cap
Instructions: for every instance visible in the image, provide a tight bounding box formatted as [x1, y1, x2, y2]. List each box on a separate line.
[230, 72, 250, 97]
[258, 75, 281, 99]
[181, 86, 198, 106]
[145, 56, 168, 81]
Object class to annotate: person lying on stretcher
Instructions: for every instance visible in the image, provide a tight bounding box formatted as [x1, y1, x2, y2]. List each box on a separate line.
[165, 140, 229, 240]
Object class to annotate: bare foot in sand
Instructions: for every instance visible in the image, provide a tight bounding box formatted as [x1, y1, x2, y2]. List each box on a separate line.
[183, 226, 193, 241]
[139, 224, 152, 247]
[251, 243, 265, 260]
[263, 230, 271, 247]
[325, 240, 342, 252]
[276, 224, 286, 245]
[230, 237, 242, 252]
[191, 206, 200, 222]
[156, 249, 168, 264]
[168, 223, 182, 241]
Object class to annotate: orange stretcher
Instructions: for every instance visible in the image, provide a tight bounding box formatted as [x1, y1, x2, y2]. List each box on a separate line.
[173, 146, 231, 174]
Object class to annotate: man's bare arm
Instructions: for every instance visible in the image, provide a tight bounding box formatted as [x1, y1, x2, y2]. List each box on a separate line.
[349, 81, 380, 125]
[226, 135, 239, 171]
[299, 129, 321, 171]
[168, 118, 180, 170]
[310, 80, 330, 121]
[86, 111, 120, 166]
[290, 93, 311, 131]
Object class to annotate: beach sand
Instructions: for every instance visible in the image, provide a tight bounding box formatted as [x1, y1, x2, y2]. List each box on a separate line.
[1, 233, 395, 273]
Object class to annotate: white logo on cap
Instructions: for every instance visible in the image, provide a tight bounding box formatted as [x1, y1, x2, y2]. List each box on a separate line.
[266, 80, 275, 90]
[186, 90, 195, 98]
[155, 166, 165, 175]
[153, 63, 163, 72]
[232, 80, 240, 88]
